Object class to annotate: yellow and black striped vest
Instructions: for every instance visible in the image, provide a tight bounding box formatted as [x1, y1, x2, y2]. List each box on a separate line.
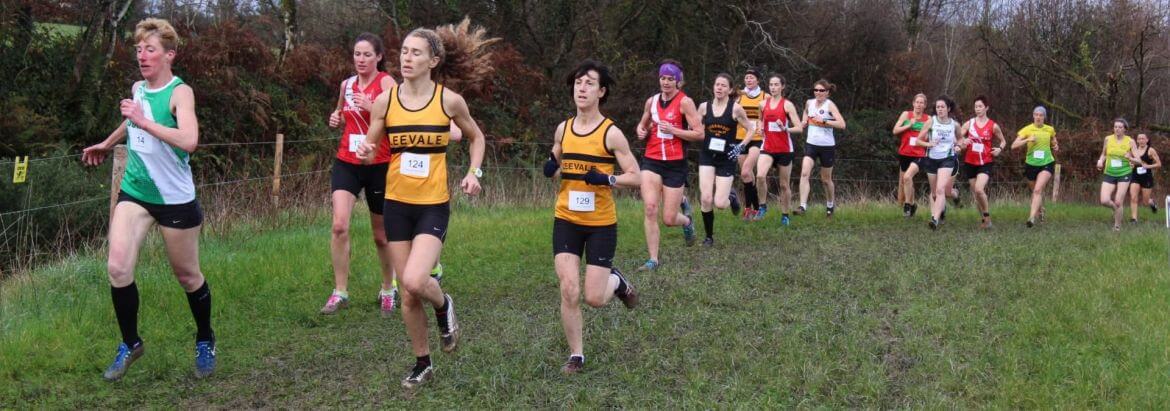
[555, 117, 617, 226]
[736, 91, 769, 141]
[384, 83, 451, 205]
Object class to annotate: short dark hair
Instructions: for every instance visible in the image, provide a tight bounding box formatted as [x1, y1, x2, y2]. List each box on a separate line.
[566, 59, 616, 105]
[973, 95, 990, 107]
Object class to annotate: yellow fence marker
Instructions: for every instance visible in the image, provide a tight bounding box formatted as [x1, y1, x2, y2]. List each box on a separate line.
[12, 156, 28, 184]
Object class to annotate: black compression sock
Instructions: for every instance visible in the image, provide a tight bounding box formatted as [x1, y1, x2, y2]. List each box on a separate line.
[435, 297, 450, 330]
[415, 355, 432, 370]
[744, 182, 758, 209]
[111, 283, 142, 347]
[701, 211, 714, 238]
[185, 281, 214, 342]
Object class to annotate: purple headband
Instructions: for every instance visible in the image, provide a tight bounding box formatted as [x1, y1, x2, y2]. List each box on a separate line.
[659, 63, 683, 82]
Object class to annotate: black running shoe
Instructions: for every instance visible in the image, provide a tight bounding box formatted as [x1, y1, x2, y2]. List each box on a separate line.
[928, 218, 939, 230]
[910, 204, 918, 217]
[903, 204, 912, 218]
[1151, 203, 1158, 214]
[826, 206, 835, 218]
[612, 268, 638, 309]
[794, 205, 806, 216]
[1026, 219, 1034, 228]
[401, 364, 434, 389]
[561, 355, 585, 375]
[437, 294, 460, 353]
[702, 237, 714, 247]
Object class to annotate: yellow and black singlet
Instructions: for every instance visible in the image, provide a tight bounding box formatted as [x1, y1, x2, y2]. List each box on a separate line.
[736, 91, 769, 141]
[384, 83, 452, 205]
[555, 117, 617, 226]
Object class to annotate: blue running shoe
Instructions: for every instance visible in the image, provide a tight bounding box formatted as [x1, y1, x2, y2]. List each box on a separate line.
[103, 341, 144, 381]
[636, 259, 659, 272]
[194, 338, 216, 379]
[781, 214, 790, 226]
[753, 205, 768, 221]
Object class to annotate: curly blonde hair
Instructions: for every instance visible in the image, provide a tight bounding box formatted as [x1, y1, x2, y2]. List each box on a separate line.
[406, 18, 499, 95]
[134, 18, 179, 51]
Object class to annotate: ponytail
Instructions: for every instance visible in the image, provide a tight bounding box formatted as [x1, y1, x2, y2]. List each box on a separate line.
[407, 18, 499, 97]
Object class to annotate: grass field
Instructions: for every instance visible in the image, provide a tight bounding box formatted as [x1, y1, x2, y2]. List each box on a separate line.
[2, 200, 1168, 407]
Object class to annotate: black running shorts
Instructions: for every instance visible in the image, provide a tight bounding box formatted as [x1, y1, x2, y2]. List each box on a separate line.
[117, 191, 203, 229]
[383, 200, 449, 242]
[552, 218, 617, 268]
[331, 159, 389, 215]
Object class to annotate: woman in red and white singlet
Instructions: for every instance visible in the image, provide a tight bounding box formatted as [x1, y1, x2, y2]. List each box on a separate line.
[754, 73, 804, 225]
[634, 59, 703, 271]
[321, 33, 399, 316]
[957, 96, 1006, 229]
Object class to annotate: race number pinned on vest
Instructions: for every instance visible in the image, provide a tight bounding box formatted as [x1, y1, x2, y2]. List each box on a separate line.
[1137, 167, 1148, 175]
[128, 127, 154, 153]
[400, 152, 430, 178]
[348, 134, 365, 153]
[972, 143, 985, 153]
[768, 121, 784, 132]
[12, 156, 28, 184]
[708, 138, 726, 152]
[568, 190, 595, 212]
[1033, 150, 1045, 160]
[1110, 159, 1123, 169]
[909, 137, 919, 147]
[657, 124, 674, 140]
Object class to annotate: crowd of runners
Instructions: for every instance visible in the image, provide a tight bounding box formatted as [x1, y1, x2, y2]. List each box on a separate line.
[79, 17, 1162, 388]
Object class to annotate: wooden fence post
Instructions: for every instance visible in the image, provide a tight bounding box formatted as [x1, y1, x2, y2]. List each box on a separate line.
[1051, 164, 1061, 201]
[272, 133, 284, 206]
[108, 145, 127, 218]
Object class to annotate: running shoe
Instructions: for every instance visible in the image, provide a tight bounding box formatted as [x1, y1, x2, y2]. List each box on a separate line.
[1151, 202, 1159, 214]
[194, 337, 216, 379]
[742, 208, 757, 221]
[1130, 218, 1138, 224]
[826, 206, 835, 218]
[980, 217, 992, 229]
[1038, 206, 1046, 223]
[379, 289, 398, 318]
[438, 294, 460, 353]
[431, 262, 444, 284]
[753, 205, 768, 221]
[928, 218, 939, 230]
[319, 292, 349, 315]
[1026, 219, 1035, 228]
[951, 188, 962, 208]
[940, 209, 947, 223]
[702, 237, 714, 247]
[681, 201, 696, 247]
[903, 204, 912, 218]
[729, 191, 741, 217]
[636, 259, 659, 272]
[780, 214, 791, 226]
[1112, 224, 1121, 232]
[612, 268, 639, 309]
[561, 355, 585, 375]
[910, 203, 919, 217]
[103, 341, 144, 381]
[794, 205, 806, 216]
[401, 364, 434, 389]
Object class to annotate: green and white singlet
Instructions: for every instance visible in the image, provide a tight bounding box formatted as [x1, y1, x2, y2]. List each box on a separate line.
[122, 76, 196, 205]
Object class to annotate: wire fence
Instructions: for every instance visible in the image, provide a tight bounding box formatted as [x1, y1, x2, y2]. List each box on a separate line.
[1, 134, 1163, 275]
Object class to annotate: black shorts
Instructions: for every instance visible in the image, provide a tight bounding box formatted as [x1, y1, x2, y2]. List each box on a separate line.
[642, 158, 688, 188]
[382, 200, 449, 242]
[961, 162, 994, 180]
[1024, 163, 1055, 181]
[762, 151, 795, 168]
[698, 149, 736, 178]
[803, 144, 837, 168]
[898, 155, 924, 172]
[734, 139, 763, 151]
[331, 159, 389, 215]
[922, 156, 958, 175]
[117, 191, 203, 229]
[1132, 171, 1154, 188]
[552, 218, 617, 268]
